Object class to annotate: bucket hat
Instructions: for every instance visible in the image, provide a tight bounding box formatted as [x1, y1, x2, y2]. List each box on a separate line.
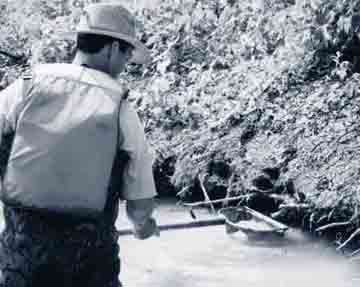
[67, 3, 151, 64]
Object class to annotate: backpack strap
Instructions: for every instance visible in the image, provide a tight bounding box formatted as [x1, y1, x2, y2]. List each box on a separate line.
[116, 87, 129, 148]
[103, 87, 130, 217]
[22, 71, 33, 96]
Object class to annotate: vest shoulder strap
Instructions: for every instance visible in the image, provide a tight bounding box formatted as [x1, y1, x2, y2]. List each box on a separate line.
[21, 71, 33, 100]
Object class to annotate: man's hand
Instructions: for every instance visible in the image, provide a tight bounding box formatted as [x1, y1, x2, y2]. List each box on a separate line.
[134, 217, 160, 240]
[126, 198, 159, 240]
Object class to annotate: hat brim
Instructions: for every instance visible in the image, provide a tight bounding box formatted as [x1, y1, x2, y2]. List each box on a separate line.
[62, 29, 151, 65]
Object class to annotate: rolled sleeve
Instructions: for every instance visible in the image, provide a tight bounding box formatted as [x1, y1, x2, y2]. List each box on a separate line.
[118, 101, 157, 200]
[0, 79, 25, 141]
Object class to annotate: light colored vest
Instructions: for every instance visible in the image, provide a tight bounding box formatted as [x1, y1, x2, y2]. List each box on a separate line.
[1, 64, 126, 217]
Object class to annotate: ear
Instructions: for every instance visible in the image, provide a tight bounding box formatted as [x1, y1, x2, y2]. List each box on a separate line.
[111, 41, 119, 56]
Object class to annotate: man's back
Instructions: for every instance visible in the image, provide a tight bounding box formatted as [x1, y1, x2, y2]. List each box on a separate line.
[2, 64, 125, 217]
[0, 64, 131, 287]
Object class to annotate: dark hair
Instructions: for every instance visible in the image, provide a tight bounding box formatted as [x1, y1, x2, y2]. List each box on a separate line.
[76, 33, 133, 54]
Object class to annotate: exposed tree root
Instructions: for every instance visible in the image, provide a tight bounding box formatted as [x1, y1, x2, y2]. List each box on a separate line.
[337, 228, 360, 251]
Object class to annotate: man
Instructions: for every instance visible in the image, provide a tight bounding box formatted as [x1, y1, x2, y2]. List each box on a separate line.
[0, 3, 158, 287]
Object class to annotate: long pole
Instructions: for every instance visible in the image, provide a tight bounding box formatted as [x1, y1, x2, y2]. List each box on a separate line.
[117, 218, 225, 236]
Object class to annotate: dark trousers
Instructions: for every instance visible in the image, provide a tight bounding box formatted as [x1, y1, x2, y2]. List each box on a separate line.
[0, 205, 122, 287]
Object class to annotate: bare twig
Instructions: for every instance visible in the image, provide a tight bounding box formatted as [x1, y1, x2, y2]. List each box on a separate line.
[198, 174, 216, 214]
[223, 174, 234, 208]
[310, 139, 326, 153]
[316, 214, 328, 224]
[316, 197, 359, 233]
[0, 50, 23, 61]
[176, 185, 190, 197]
[350, 247, 360, 258]
[327, 208, 336, 221]
[278, 203, 311, 209]
[310, 125, 360, 154]
[337, 228, 360, 251]
[180, 195, 251, 207]
[315, 221, 351, 233]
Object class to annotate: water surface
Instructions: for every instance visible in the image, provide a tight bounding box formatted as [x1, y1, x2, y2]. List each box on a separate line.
[117, 201, 359, 287]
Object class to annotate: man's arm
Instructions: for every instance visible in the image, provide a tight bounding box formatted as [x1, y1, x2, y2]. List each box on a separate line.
[0, 80, 20, 142]
[0, 78, 31, 139]
[0, 79, 25, 179]
[117, 100, 158, 239]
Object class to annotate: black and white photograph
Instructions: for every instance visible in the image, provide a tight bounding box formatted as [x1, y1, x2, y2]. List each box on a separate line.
[0, 0, 359, 286]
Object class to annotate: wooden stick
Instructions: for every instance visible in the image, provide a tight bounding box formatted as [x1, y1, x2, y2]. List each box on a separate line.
[198, 174, 216, 214]
[350, 247, 360, 258]
[117, 218, 226, 236]
[0, 50, 23, 61]
[315, 221, 351, 233]
[223, 174, 234, 208]
[180, 195, 250, 207]
[337, 228, 360, 251]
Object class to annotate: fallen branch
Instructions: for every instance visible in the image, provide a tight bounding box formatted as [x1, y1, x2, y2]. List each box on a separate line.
[337, 228, 360, 251]
[198, 174, 216, 214]
[350, 247, 360, 258]
[0, 50, 23, 61]
[223, 173, 234, 208]
[315, 221, 351, 233]
[180, 194, 251, 207]
[176, 185, 190, 197]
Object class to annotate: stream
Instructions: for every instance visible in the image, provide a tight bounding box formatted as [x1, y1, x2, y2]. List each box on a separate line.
[116, 199, 359, 287]
[0, 200, 358, 286]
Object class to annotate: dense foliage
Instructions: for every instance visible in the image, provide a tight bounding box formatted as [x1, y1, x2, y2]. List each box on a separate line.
[1, 0, 360, 252]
